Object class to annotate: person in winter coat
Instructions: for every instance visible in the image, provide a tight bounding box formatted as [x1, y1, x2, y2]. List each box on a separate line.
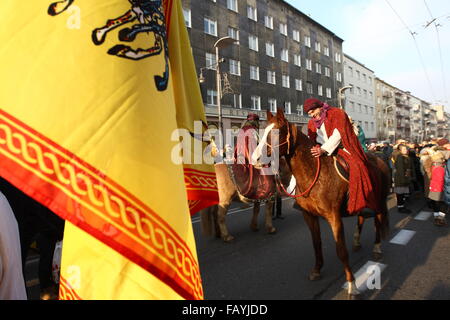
[394, 144, 414, 214]
[428, 150, 448, 226]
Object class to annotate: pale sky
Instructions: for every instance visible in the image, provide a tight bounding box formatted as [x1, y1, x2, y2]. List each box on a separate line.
[286, 0, 450, 112]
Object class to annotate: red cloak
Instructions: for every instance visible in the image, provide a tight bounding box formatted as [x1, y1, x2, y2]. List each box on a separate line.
[307, 107, 380, 214]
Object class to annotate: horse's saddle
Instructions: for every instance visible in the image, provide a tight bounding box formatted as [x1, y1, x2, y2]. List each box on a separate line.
[333, 154, 350, 182]
[229, 164, 276, 200]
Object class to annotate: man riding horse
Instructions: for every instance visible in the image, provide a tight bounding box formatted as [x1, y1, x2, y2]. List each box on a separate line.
[304, 98, 380, 215]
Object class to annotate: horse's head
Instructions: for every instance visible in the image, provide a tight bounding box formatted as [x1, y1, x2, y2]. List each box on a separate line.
[263, 108, 295, 157]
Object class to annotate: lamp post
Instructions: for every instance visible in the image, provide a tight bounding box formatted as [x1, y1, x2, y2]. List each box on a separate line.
[338, 85, 353, 110]
[213, 36, 237, 149]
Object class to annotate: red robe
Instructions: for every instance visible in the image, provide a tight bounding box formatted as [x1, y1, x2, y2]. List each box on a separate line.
[307, 107, 380, 214]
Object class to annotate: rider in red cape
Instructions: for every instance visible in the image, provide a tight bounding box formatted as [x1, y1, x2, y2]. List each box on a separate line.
[236, 113, 260, 165]
[304, 98, 380, 215]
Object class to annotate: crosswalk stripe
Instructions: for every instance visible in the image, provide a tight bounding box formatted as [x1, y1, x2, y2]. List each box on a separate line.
[415, 211, 432, 221]
[342, 260, 387, 292]
[390, 229, 416, 245]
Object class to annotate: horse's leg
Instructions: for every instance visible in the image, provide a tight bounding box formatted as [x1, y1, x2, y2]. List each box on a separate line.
[352, 215, 364, 252]
[250, 201, 260, 232]
[303, 212, 323, 281]
[264, 199, 276, 234]
[328, 215, 359, 296]
[92, 10, 137, 45]
[217, 203, 234, 242]
[372, 213, 384, 261]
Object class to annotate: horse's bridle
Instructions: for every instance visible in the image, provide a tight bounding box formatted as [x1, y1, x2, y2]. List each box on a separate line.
[264, 121, 293, 156]
[266, 120, 322, 198]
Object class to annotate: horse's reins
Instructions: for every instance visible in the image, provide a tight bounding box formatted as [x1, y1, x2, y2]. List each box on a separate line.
[269, 122, 321, 198]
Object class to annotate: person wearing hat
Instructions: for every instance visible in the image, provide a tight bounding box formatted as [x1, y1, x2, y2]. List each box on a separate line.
[304, 98, 380, 215]
[428, 148, 448, 226]
[236, 113, 260, 165]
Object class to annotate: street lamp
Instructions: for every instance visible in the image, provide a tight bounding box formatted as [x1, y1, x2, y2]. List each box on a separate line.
[338, 85, 353, 109]
[213, 36, 238, 149]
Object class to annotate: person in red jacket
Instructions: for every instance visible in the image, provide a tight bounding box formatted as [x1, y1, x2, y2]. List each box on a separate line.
[304, 98, 380, 215]
[428, 150, 448, 226]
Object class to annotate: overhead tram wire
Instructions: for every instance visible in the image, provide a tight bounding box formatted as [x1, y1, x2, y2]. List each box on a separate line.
[423, 0, 448, 104]
[384, 0, 437, 102]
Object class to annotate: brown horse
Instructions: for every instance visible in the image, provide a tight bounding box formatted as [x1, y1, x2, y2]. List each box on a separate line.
[200, 157, 292, 242]
[263, 109, 390, 296]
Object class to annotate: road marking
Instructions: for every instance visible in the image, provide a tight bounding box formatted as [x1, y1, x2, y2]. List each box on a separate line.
[415, 211, 432, 221]
[191, 198, 293, 224]
[390, 229, 416, 245]
[342, 260, 387, 292]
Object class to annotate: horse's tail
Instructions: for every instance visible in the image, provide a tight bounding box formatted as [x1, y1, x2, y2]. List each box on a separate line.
[200, 205, 219, 237]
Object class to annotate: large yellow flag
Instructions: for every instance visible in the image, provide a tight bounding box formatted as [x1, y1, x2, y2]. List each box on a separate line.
[0, 0, 217, 300]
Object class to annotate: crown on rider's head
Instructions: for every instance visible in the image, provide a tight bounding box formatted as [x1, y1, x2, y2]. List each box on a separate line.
[303, 98, 324, 113]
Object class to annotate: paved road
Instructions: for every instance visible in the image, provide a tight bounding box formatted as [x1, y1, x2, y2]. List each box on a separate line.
[192, 194, 450, 300]
[25, 193, 450, 300]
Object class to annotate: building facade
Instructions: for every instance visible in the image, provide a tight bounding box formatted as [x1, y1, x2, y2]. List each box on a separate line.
[181, 0, 344, 131]
[375, 78, 397, 142]
[433, 105, 449, 139]
[343, 54, 377, 140]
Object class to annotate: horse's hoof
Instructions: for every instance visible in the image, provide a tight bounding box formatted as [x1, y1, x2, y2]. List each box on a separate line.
[308, 272, 322, 281]
[372, 252, 383, 261]
[353, 244, 362, 252]
[222, 235, 234, 242]
[266, 227, 277, 234]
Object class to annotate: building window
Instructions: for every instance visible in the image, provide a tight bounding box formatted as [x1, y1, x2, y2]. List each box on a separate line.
[268, 98, 277, 112]
[229, 59, 240, 76]
[324, 66, 330, 77]
[306, 82, 313, 94]
[324, 46, 329, 56]
[280, 23, 287, 36]
[297, 105, 304, 116]
[284, 102, 291, 114]
[294, 54, 301, 67]
[356, 70, 360, 79]
[364, 105, 368, 114]
[264, 15, 273, 29]
[205, 52, 216, 70]
[335, 52, 342, 63]
[293, 30, 300, 42]
[306, 59, 312, 71]
[350, 101, 355, 111]
[227, 0, 238, 12]
[371, 122, 375, 132]
[249, 34, 259, 52]
[326, 88, 332, 98]
[315, 62, 321, 74]
[282, 74, 290, 88]
[267, 71, 276, 84]
[364, 121, 369, 131]
[318, 85, 323, 96]
[281, 49, 289, 62]
[250, 65, 259, 81]
[336, 72, 342, 82]
[357, 87, 361, 95]
[207, 90, 217, 105]
[251, 95, 261, 110]
[233, 93, 242, 108]
[266, 42, 274, 57]
[228, 26, 239, 41]
[295, 79, 302, 91]
[369, 77, 373, 85]
[315, 42, 321, 52]
[358, 103, 362, 113]
[348, 66, 353, 77]
[363, 89, 368, 98]
[363, 74, 367, 82]
[204, 18, 217, 36]
[304, 35, 311, 47]
[247, 5, 257, 21]
[183, 8, 191, 28]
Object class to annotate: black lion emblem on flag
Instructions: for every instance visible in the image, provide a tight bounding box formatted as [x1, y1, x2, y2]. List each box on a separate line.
[48, 0, 169, 91]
